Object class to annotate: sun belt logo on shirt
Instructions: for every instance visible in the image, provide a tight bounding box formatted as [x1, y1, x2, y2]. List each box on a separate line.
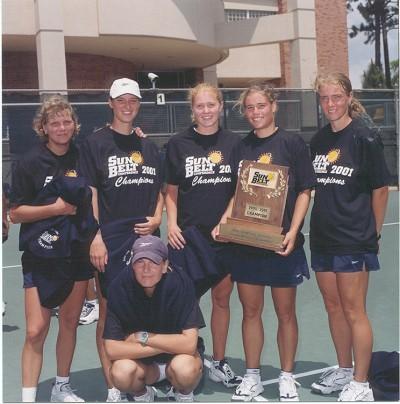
[65, 170, 78, 177]
[37, 229, 60, 250]
[257, 153, 273, 164]
[130, 151, 144, 165]
[208, 151, 223, 165]
[108, 152, 143, 178]
[313, 148, 341, 173]
[185, 151, 224, 178]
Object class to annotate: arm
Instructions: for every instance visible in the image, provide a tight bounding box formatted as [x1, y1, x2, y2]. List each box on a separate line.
[211, 197, 234, 241]
[165, 184, 186, 249]
[134, 192, 164, 236]
[89, 186, 108, 272]
[9, 197, 77, 224]
[277, 189, 311, 257]
[104, 335, 164, 361]
[146, 328, 198, 356]
[372, 186, 389, 236]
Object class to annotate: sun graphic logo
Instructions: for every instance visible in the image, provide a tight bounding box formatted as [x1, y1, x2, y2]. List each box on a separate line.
[130, 151, 144, 165]
[65, 170, 78, 177]
[257, 153, 272, 164]
[208, 151, 223, 165]
[326, 149, 341, 164]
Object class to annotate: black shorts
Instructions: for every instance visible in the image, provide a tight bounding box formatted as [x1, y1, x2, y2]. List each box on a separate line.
[311, 252, 380, 273]
[22, 250, 94, 288]
[229, 246, 310, 287]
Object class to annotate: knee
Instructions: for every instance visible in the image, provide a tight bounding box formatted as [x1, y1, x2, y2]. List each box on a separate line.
[342, 305, 365, 325]
[25, 324, 47, 346]
[242, 302, 262, 320]
[58, 314, 79, 332]
[110, 360, 142, 389]
[212, 285, 232, 310]
[323, 297, 343, 317]
[168, 355, 202, 385]
[275, 307, 296, 325]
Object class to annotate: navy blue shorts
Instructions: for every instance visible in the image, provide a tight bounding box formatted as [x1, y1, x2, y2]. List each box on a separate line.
[229, 246, 310, 287]
[311, 252, 380, 273]
[22, 251, 94, 288]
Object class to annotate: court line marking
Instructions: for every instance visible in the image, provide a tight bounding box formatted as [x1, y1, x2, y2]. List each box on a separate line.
[204, 358, 337, 386]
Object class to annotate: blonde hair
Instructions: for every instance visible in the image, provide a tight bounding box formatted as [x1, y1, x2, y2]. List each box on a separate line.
[187, 82, 223, 105]
[33, 94, 80, 138]
[234, 84, 278, 115]
[314, 72, 366, 118]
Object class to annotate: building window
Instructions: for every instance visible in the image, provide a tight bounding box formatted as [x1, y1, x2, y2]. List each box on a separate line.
[225, 9, 276, 22]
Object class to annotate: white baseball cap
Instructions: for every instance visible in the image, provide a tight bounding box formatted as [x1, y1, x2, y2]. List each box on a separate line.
[109, 78, 142, 99]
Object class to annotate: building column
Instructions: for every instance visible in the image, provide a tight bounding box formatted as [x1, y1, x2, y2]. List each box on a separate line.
[203, 65, 218, 86]
[35, 0, 67, 92]
[287, 0, 317, 88]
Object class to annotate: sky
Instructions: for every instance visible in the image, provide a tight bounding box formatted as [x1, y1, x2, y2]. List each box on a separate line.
[347, 4, 399, 89]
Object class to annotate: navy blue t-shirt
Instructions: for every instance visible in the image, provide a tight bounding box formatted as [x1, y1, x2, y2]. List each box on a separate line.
[310, 120, 390, 254]
[103, 266, 205, 341]
[165, 126, 241, 238]
[11, 143, 84, 250]
[230, 128, 317, 251]
[79, 126, 162, 224]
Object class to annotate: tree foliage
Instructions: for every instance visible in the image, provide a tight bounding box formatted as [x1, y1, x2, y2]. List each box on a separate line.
[362, 60, 386, 88]
[348, 0, 398, 88]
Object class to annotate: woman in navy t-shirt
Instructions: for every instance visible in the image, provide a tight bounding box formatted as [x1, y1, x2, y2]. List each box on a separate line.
[213, 85, 316, 401]
[165, 83, 242, 388]
[309, 73, 390, 401]
[10, 96, 92, 402]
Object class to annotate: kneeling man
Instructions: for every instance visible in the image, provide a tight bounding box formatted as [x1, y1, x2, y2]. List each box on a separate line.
[104, 235, 204, 402]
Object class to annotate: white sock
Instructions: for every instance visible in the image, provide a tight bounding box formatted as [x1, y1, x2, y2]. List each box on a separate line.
[340, 367, 354, 373]
[55, 375, 69, 386]
[22, 387, 37, 402]
[353, 380, 369, 387]
[246, 368, 260, 381]
[86, 299, 97, 305]
[280, 370, 293, 377]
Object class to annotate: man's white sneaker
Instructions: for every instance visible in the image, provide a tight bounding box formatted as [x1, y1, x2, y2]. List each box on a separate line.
[311, 368, 353, 394]
[79, 301, 99, 325]
[208, 359, 242, 387]
[279, 374, 300, 401]
[133, 386, 155, 402]
[50, 383, 84, 402]
[232, 375, 264, 401]
[338, 381, 374, 402]
[106, 387, 128, 402]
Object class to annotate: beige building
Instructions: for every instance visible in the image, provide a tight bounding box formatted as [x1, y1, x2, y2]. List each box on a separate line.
[2, 0, 349, 90]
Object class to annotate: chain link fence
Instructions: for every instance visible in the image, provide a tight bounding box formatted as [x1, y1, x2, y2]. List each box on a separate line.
[2, 88, 398, 186]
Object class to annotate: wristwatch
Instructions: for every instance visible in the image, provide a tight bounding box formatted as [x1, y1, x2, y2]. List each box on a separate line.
[137, 331, 149, 346]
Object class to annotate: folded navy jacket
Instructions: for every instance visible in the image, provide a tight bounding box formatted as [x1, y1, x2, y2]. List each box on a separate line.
[168, 226, 226, 298]
[20, 176, 98, 258]
[101, 217, 160, 295]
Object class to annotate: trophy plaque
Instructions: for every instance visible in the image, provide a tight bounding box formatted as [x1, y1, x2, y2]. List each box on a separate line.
[217, 160, 289, 251]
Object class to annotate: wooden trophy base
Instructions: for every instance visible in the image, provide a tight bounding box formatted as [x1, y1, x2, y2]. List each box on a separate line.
[217, 217, 284, 251]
